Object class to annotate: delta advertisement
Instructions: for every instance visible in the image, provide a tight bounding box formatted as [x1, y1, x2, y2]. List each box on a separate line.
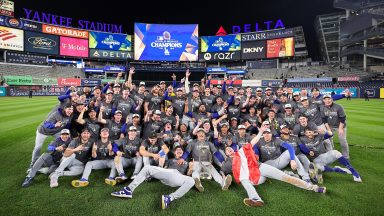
[0, 26, 23, 51]
[89, 49, 133, 60]
[267, 37, 294, 58]
[24, 31, 59, 55]
[60, 36, 88, 57]
[241, 40, 266, 59]
[134, 23, 199, 61]
[89, 31, 131, 51]
[200, 34, 241, 53]
[0, 15, 42, 31]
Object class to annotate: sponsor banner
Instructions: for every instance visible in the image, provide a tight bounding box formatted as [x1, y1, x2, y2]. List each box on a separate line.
[43, 24, 88, 39]
[32, 77, 57, 85]
[7, 86, 66, 96]
[360, 88, 380, 98]
[89, 49, 133, 60]
[0, 26, 23, 51]
[381, 88, 384, 99]
[262, 79, 282, 87]
[338, 76, 360, 82]
[246, 59, 277, 69]
[267, 37, 294, 58]
[0, 16, 42, 31]
[287, 77, 332, 83]
[89, 31, 131, 51]
[0, 0, 14, 16]
[24, 31, 59, 55]
[84, 68, 104, 73]
[241, 28, 294, 42]
[57, 78, 81, 86]
[199, 51, 240, 62]
[134, 23, 198, 61]
[210, 80, 243, 86]
[242, 80, 262, 87]
[60, 36, 88, 57]
[4, 75, 32, 85]
[103, 65, 125, 71]
[0, 86, 6, 96]
[5, 52, 47, 65]
[241, 41, 266, 59]
[294, 88, 358, 98]
[207, 67, 227, 72]
[227, 69, 246, 74]
[101, 78, 117, 83]
[81, 79, 101, 86]
[200, 34, 241, 53]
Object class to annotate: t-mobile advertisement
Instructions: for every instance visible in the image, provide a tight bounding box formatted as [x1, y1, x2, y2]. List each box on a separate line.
[134, 23, 198, 61]
[60, 36, 88, 57]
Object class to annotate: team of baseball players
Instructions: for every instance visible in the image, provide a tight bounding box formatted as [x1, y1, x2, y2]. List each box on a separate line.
[22, 68, 362, 209]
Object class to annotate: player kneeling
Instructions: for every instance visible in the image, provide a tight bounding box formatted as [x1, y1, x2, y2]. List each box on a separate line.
[111, 146, 195, 210]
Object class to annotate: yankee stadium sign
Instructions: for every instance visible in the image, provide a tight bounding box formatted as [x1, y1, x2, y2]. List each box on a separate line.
[22, 8, 123, 33]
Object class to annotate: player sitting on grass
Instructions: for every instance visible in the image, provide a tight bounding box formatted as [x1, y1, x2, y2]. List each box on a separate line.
[71, 128, 115, 187]
[22, 129, 71, 187]
[111, 146, 195, 210]
[299, 128, 362, 184]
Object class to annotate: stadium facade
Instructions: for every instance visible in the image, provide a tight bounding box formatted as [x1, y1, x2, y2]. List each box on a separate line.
[315, 0, 384, 71]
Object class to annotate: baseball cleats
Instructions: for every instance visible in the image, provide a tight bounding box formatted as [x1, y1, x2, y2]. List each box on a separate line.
[161, 195, 172, 209]
[115, 174, 128, 183]
[353, 175, 363, 183]
[111, 187, 132, 198]
[71, 178, 89, 187]
[50, 176, 58, 188]
[315, 186, 327, 193]
[105, 177, 117, 186]
[22, 177, 33, 188]
[309, 163, 320, 184]
[243, 198, 264, 207]
[222, 175, 232, 191]
[194, 178, 204, 192]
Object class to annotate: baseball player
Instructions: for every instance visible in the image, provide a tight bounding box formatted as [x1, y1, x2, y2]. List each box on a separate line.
[140, 132, 169, 167]
[181, 128, 232, 192]
[22, 129, 71, 187]
[110, 146, 195, 210]
[221, 126, 326, 207]
[111, 126, 143, 183]
[299, 128, 362, 183]
[320, 94, 350, 159]
[71, 128, 115, 187]
[28, 104, 74, 172]
[49, 128, 93, 188]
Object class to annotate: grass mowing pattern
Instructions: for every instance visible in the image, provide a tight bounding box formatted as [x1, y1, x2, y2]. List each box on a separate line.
[0, 97, 383, 216]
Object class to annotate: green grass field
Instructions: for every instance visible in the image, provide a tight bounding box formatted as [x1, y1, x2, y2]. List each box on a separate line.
[0, 97, 383, 216]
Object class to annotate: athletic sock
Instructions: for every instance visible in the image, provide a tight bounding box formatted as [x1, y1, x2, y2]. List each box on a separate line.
[338, 157, 359, 177]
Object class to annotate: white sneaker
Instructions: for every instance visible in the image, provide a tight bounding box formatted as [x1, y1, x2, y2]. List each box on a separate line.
[353, 175, 362, 183]
[222, 175, 232, 191]
[50, 177, 58, 188]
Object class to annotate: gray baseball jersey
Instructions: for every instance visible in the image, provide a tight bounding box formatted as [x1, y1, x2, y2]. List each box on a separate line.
[300, 134, 327, 157]
[185, 139, 218, 162]
[320, 103, 347, 128]
[256, 137, 284, 162]
[68, 138, 93, 164]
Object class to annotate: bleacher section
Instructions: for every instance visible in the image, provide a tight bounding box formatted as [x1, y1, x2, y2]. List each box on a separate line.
[0, 63, 85, 78]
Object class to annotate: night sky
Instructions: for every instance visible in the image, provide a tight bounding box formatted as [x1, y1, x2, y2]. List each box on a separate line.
[14, 0, 343, 60]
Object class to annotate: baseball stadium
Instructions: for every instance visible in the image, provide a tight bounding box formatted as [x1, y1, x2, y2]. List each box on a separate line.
[0, 0, 383, 215]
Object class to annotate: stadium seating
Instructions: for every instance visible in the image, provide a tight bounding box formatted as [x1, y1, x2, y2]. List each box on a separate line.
[0, 63, 85, 78]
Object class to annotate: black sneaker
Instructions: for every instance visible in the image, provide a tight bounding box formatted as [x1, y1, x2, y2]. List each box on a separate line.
[22, 177, 33, 188]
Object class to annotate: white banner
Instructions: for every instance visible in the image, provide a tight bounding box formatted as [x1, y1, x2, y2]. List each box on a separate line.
[242, 79, 262, 87]
[0, 26, 23, 51]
